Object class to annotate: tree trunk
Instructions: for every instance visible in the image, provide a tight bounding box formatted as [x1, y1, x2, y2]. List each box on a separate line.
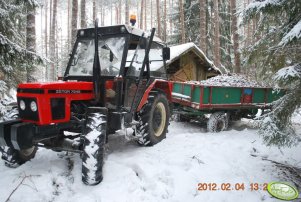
[156, 0, 161, 38]
[110, 1, 113, 25]
[101, 0, 104, 26]
[199, 0, 207, 53]
[71, 0, 78, 44]
[67, 0, 70, 50]
[80, 0, 86, 28]
[116, 6, 119, 24]
[45, 0, 48, 58]
[93, 0, 97, 21]
[231, 0, 240, 73]
[140, 0, 144, 29]
[49, 0, 52, 41]
[119, 0, 122, 24]
[169, 0, 172, 35]
[26, 4, 36, 82]
[163, 0, 167, 41]
[49, 0, 57, 81]
[125, 0, 129, 25]
[179, 0, 185, 43]
[213, 0, 221, 67]
[144, 0, 147, 30]
[151, 0, 153, 28]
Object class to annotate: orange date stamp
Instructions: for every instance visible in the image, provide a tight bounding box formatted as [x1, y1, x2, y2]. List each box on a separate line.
[197, 183, 268, 191]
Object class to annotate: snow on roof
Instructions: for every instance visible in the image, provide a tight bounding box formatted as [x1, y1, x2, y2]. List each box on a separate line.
[187, 74, 269, 88]
[167, 42, 221, 73]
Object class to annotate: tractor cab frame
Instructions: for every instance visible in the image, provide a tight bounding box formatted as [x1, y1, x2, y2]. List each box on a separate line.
[63, 23, 170, 131]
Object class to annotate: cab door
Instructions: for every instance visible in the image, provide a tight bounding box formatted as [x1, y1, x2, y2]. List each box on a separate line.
[123, 30, 155, 113]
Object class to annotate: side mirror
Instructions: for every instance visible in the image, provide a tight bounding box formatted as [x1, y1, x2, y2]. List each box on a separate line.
[162, 47, 170, 60]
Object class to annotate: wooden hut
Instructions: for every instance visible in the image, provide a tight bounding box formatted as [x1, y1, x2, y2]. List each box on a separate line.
[166, 43, 221, 81]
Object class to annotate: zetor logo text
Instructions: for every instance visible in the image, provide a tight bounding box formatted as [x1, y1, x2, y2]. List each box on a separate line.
[267, 182, 299, 201]
[55, 89, 81, 94]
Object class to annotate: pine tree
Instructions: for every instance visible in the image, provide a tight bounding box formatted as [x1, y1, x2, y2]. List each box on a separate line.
[243, 0, 301, 146]
[0, 1, 41, 87]
[0, 0, 41, 117]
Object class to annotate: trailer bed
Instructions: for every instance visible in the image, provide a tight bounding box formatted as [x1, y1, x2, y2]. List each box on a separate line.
[171, 81, 283, 111]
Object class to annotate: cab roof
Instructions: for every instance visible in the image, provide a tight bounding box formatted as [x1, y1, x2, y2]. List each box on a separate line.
[77, 24, 163, 44]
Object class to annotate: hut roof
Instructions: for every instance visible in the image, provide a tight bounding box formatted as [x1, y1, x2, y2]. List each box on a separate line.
[168, 42, 221, 73]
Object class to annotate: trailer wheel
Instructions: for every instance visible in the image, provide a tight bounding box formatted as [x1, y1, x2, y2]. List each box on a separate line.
[136, 93, 170, 146]
[207, 112, 229, 132]
[0, 146, 37, 168]
[82, 107, 107, 185]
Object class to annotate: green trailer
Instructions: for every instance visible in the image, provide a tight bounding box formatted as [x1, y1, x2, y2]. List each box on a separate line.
[171, 81, 284, 132]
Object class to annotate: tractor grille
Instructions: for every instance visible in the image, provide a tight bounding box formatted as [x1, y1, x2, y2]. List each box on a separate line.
[17, 97, 39, 121]
[51, 98, 65, 120]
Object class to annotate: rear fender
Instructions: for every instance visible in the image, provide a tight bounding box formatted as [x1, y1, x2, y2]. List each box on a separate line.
[137, 80, 172, 112]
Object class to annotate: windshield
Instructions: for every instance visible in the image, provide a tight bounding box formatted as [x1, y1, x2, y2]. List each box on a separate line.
[125, 40, 165, 78]
[68, 36, 126, 76]
[69, 39, 95, 76]
[98, 37, 126, 76]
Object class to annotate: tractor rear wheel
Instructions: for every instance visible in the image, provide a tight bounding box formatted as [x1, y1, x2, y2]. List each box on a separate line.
[136, 93, 170, 146]
[82, 107, 107, 185]
[207, 112, 229, 133]
[0, 146, 37, 168]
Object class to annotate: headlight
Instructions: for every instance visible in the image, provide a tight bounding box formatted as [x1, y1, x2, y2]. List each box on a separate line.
[20, 100, 26, 110]
[30, 101, 37, 112]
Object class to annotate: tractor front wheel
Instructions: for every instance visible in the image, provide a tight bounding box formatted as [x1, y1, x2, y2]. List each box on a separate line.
[82, 107, 107, 185]
[0, 146, 37, 168]
[136, 93, 170, 146]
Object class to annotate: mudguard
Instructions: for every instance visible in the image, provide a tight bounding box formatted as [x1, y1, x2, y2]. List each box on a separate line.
[137, 79, 173, 111]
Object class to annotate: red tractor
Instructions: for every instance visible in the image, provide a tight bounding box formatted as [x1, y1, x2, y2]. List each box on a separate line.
[0, 22, 172, 185]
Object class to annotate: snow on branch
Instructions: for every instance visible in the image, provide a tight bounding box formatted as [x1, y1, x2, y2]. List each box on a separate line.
[273, 64, 301, 81]
[0, 81, 8, 94]
[242, 0, 286, 22]
[244, 0, 285, 13]
[0, 33, 43, 63]
[279, 20, 301, 46]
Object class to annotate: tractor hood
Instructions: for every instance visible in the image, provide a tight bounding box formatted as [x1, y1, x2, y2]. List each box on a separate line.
[16, 81, 94, 125]
[17, 81, 93, 94]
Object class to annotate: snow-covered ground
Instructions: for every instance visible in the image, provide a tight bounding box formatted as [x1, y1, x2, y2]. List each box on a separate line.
[0, 119, 300, 202]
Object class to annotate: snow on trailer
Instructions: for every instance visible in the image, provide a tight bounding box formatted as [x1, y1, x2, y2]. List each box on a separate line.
[188, 74, 268, 88]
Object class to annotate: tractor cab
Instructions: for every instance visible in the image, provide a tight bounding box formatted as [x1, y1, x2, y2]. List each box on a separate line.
[64, 24, 169, 113]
